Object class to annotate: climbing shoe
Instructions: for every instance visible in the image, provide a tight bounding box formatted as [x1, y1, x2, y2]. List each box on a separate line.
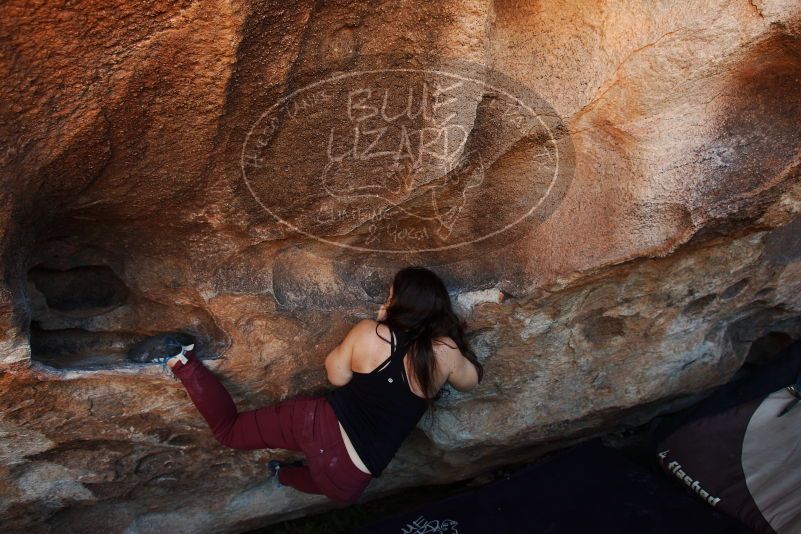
[128, 332, 196, 363]
[267, 459, 307, 489]
[127, 332, 196, 377]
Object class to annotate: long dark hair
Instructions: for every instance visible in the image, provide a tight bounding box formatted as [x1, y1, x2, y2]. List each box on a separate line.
[376, 266, 483, 414]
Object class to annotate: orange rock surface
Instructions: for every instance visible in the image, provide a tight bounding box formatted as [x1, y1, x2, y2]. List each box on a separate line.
[1, 0, 800, 531]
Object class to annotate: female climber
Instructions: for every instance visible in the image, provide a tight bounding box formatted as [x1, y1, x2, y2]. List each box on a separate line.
[156, 266, 483, 503]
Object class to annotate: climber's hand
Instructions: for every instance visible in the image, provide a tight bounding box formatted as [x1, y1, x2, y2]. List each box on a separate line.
[376, 284, 392, 321]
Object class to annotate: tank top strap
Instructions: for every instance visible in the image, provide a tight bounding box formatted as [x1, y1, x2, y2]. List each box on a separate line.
[371, 322, 405, 374]
[390, 325, 415, 355]
[389, 324, 397, 355]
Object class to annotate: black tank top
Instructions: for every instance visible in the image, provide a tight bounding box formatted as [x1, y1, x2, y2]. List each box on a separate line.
[325, 322, 428, 477]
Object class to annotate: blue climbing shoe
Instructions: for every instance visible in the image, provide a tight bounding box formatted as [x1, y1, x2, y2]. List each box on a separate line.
[128, 332, 196, 378]
[151, 337, 190, 367]
[128, 332, 197, 364]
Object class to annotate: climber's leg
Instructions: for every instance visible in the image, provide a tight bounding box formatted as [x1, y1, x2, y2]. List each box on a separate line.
[278, 465, 325, 495]
[170, 351, 305, 451]
[297, 398, 374, 503]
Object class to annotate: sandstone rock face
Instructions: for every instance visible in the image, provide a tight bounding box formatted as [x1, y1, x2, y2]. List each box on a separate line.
[2, 0, 801, 532]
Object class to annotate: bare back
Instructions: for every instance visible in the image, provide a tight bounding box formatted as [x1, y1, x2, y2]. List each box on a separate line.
[351, 320, 456, 399]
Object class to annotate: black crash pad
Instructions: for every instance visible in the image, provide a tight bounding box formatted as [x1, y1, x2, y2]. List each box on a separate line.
[354, 439, 752, 534]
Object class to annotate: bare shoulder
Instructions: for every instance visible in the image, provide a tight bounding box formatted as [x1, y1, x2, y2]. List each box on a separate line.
[432, 335, 458, 350]
[357, 318, 378, 331]
[353, 318, 381, 341]
[432, 335, 460, 370]
[434, 335, 479, 391]
[358, 318, 397, 347]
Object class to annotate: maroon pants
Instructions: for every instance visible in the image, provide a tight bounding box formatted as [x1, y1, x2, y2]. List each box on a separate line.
[170, 351, 373, 503]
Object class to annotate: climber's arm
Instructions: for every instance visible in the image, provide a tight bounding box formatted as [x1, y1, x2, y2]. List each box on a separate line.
[325, 319, 369, 386]
[446, 348, 480, 392]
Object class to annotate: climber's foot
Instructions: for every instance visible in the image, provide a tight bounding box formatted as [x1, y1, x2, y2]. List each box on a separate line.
[165, 353, 187, 369]
[127, 332, 196, 379]
[127, 332, 197, 365]
[267, 460, 284, 488]
[267, 459, 307, 489]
